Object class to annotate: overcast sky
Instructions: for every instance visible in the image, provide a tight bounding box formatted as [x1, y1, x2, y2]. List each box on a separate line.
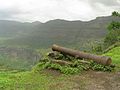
[0, 0, 120, 22]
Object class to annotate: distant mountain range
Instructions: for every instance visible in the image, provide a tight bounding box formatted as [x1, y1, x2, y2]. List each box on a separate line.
[0, 16, 120, 49]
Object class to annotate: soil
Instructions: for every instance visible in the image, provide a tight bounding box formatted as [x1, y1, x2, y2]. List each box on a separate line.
[44, 70, 120, 90]
[84, 71, 120, 90]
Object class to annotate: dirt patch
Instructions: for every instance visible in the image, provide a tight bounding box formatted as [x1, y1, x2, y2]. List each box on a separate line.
[84, 71, 120, 90]
[42, 70, 120, 90]
[42, 69, 61, 77]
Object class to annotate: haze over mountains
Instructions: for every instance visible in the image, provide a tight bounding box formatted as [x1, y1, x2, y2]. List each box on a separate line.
[0, 16, 120, 49]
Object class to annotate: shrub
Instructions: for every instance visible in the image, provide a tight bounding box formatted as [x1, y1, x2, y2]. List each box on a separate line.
[60, 66, 80, 75]
[90, 61, 114, 72]
[112, 11, 120, 17]
[104, 12, 120, 48]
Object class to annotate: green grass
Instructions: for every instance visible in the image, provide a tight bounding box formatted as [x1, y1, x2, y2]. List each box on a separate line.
[0, 72, 15, 89]
[103, 46, 120, 70]
[0, 71, 85, 90]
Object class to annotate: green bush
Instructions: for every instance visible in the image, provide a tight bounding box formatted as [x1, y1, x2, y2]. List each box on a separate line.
[48, 63, 62, 70]
[112, 11, 120, 17]
[60, 66, 80, 75]
[104, 12, 120, 48]
[33, 51, 115, 75]
[33, 59, 114, 75]
[90, 61, 114, 72]
[104, 30, 120, 46]
[32, 60, 81, 75]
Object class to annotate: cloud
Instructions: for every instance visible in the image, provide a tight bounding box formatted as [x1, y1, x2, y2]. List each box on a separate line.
[88, 0, 120, 6]
[0, 0, 119, 22]
[0, 8, 23, 20]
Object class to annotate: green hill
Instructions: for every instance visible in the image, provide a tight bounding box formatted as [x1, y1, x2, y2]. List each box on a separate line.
[0, 20, 42, 37]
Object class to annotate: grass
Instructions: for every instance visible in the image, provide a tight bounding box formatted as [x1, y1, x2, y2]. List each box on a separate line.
[103, 46, 120, 70]
[0, 71, 18, 89]
[0, 71, 85, 90]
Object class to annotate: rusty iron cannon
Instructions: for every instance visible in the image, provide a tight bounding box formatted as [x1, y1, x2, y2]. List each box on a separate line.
[52, 44, 112, 65]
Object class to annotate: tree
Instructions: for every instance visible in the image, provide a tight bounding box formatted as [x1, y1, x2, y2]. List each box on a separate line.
[112, 11, 120, 17]
[107, 21, 120, 31]
[104, 11, 120, 47]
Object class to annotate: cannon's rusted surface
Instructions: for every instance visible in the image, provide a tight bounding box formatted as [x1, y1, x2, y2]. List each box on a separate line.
[52, 44, 112, 65]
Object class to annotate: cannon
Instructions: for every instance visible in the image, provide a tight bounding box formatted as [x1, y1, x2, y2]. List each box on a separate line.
[52, 44, 112, 65]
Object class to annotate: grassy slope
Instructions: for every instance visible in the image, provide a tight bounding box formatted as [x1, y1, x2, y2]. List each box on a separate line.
[103, 46, 120, 70]
[0, 46, 120, 90]
[0, 71, 85, 90]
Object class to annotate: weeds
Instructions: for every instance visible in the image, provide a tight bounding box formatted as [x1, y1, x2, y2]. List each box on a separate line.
[33, 55, 115, 75]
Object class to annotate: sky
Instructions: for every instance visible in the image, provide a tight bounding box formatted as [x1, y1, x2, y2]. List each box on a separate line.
[0, 0, 120, 22]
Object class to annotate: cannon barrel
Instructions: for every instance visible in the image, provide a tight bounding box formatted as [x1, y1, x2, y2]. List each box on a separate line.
[52, 44, 112, 65]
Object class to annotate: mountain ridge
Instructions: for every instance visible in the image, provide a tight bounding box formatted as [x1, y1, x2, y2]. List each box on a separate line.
[0, 16, 120, 49]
